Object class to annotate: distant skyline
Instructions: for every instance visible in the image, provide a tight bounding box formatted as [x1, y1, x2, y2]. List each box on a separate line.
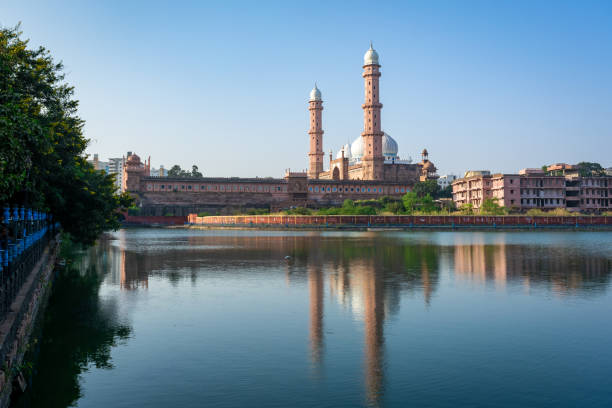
[3, 0, 611, 177]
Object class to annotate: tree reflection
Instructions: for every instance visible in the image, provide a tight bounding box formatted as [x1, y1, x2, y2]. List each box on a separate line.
[12, 238, 131, 408]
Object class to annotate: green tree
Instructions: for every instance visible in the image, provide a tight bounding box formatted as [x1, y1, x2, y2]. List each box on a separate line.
[459, 203, 474, 215]
[167, 164, 203, 178]
[420, 194, 437, 214]
[167, 165, 184, 177]
[1, 25, 132, 244]
[576, 162, 604, 177]
[191, 165, 203, 178]
[413, 180, 441, 198]
[480, 198, 506, 215]
[402, 192, 419, 214]
[438, 184, 453, 198]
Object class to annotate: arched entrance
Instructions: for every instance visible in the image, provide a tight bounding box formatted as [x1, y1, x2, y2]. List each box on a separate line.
[332, 166, 340, 180]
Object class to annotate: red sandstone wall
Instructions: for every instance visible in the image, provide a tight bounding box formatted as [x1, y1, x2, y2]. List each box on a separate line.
[188, 215, 609, 227]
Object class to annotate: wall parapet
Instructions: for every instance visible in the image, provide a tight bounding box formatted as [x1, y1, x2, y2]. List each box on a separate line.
[187, 214, 610, 228]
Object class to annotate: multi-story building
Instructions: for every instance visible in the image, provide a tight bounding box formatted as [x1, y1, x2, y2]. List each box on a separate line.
[88, 154, 126, 192]
[452, 164, 611, 213]
[451, 171, 491, 209]
[150, 165, 167, 177]
[518, 168, 566, 210]
[108, 157, 126, 192]
[437, 174, 457, 189]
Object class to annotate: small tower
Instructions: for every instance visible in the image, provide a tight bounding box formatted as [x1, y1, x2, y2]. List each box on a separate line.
[361, 43, 384, 181]
[308, 84, 324, 179]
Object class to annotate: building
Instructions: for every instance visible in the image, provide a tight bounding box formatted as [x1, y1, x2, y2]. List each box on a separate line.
[438, 174, 457, 189]
[88, 154, 125, 192]
[108, 157, 125, 192]
[150, 165, 167, 177]
[88, 154, 109, 172]
[452, 165, 611, 212]
[123, 45, 440, 215]
[308, 44, 435, 184]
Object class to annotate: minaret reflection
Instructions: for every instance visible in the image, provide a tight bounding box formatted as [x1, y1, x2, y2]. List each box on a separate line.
[360, 260, 385, 405]
[308, 263, 324, 367]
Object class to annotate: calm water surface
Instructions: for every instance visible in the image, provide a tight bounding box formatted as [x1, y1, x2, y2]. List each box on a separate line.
[13, 229, 612, 407]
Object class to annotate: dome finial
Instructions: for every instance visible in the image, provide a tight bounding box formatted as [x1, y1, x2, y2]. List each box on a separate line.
[364, 42, 379, 65]
[309, 83, 322, 101]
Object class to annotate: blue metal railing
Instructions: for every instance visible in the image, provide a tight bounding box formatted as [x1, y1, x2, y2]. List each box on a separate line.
[0, 206, 59, 320]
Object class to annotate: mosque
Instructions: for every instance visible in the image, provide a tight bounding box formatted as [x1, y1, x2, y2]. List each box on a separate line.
[123, 44, 439, 215]
[306, 43, 437, 183]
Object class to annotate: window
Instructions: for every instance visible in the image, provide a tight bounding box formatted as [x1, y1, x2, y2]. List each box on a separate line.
[401, 188, 405, 193]
[309, 187, 313, 191]
[161, 185, 165, 189]
[188, 185, 192, 190]
[181, 185, 185, 189]
[315, 187, 318, 192]
[332, 187, 337, 192]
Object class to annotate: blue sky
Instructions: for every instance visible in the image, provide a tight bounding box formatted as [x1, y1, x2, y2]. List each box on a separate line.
[3, 0, 611, 177]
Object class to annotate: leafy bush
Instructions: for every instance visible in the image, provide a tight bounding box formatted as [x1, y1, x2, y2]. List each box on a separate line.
[285, 207, 312, 215]
[127, 207, 141, 216]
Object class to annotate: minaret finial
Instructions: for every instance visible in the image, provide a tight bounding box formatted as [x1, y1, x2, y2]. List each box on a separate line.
[370, 40, 373, 49]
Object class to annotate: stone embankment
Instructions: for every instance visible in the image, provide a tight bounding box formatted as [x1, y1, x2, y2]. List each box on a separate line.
[0, 235, 60, 407]
[187, 214, 610, 229]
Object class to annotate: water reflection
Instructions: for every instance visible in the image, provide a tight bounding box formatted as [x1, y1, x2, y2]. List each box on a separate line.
[16, 230, 612, 408]
[108, 231, 610, 407]
[452, 237, 611, 295]
[13, 239, 132, 408]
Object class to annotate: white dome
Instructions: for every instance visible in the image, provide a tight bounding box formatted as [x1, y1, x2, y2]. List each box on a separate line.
[336, 143, 352, 159]
[382, 132, 398, 157]
[349, 132, 398, 161]
[309, 84, 321, 101]
[364, 43, 379, 66]
[351, 136, 364, 159]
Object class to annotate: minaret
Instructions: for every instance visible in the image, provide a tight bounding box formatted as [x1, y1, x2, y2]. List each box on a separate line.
[361, 43, 384, 180]
[308, 84, 324, 179]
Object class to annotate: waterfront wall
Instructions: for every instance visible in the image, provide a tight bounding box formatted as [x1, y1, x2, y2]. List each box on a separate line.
[187, 214, 610, 227]
[123, 215, 187, 225]
[0, 237, 59, 407]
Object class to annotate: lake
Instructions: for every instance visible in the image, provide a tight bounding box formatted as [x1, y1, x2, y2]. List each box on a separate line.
[13, 229, 612, 407]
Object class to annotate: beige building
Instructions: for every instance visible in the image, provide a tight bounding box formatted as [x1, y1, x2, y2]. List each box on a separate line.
[452, 164, 611, 212]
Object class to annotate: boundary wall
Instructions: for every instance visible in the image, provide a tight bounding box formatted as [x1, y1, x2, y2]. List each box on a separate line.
[0, 235, 60, 407]
[123, 215, 187, 226]
[187, 214, 610, 228]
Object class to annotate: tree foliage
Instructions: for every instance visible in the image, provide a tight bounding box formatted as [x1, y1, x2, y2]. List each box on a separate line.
[412, 179, 441, 198]
[1, 25, 132, 244]
[576, 162, 604, 177]
[479, 198, 506, 215]
[167, 164, 203, 178]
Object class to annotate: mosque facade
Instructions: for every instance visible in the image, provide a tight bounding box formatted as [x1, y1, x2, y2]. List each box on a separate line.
[123, 45, 438, 215]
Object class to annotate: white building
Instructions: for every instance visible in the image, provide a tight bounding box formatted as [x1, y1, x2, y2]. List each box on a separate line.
[150, 165, 167, 177]
[108, 157, 126, 192]
[437, 174, 457, 189]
